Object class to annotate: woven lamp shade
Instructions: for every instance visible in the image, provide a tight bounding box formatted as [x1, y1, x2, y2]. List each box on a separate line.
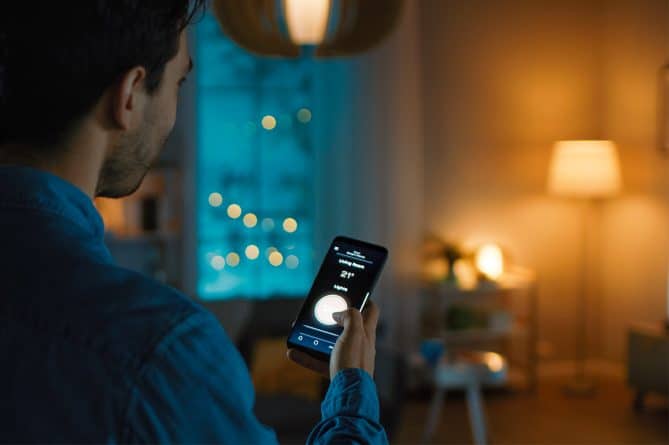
[212, 0, 404, 58]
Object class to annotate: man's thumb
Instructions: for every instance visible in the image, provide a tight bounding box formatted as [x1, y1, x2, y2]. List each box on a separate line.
[333, 308, 363, 330]
[332, 310, 347, 325]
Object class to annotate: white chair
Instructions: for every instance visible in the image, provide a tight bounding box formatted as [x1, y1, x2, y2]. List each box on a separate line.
[422, 352, 506, 445]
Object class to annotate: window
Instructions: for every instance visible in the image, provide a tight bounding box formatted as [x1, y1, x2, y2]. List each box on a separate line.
[195, 13, 319, 300]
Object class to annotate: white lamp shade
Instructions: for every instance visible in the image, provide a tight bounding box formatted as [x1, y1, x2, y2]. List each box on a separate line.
[284, 0, 331, 45]
[548, 140, 622, 198]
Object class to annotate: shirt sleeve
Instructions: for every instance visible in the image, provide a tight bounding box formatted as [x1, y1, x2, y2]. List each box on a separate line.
[122, 311, 278, 444]
[307, 368, 389, 445]
[123, 310, 388, 445]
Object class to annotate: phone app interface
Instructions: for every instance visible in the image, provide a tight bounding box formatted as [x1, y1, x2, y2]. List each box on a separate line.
[288, 239, 386, 356]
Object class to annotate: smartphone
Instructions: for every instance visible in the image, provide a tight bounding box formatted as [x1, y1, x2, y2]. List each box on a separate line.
[287, 236, 388, 361]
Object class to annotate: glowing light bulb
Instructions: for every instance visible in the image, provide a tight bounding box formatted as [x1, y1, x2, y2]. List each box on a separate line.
[210, 255, 226, 271]
[284, 0, 331, 45]
[484, 352, 505, 373]
[243, 213, 258, 228]
[227, 204, 242, 219]
[286, 255, 299, 269]
[269, 251, 284, 267]
[245, 245, 260, 260]
[226, 252, 240, 267]
[283, 217, 298, 233]
[475, 244, 504, 280]
[297, 108, 312, 123]
[261, 115, 277, 131]
[208, 192, 223, 207]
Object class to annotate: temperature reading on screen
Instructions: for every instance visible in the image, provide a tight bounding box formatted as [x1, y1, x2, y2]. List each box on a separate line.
[340, 270, 355, 279]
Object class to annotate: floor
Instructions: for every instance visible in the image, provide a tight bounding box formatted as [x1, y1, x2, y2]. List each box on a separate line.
[394, 377, 669, 445]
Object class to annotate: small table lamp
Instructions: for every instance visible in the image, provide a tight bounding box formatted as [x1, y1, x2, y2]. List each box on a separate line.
[548, 140, 622, 395]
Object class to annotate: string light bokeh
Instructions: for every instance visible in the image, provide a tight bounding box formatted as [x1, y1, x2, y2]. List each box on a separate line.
[194, 10, 348, 299]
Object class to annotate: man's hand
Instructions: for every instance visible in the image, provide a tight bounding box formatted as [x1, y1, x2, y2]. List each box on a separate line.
[287, 301, 380, 380]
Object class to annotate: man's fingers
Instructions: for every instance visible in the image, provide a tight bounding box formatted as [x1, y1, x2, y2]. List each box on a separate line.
[287, 349, 329, 378]
[333, 307, 364, 332]
[362, 301, 380, 341]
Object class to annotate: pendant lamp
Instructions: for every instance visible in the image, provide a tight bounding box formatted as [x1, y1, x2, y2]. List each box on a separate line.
[212, 0, 404, 57]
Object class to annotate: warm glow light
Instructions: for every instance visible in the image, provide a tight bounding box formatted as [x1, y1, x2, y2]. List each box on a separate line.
[454, 259, 478, 290]
[286, 255, 300, 269]
[245, 244, 260, 260]
[548, 140, 622, 198]
[297, 108, 312, 123]
[226, 252, 240, 267]
[283, 217, 298, 233]
[210, 255, 226, 271]
[284, 0, 331, 45]
[261, 218, 275, 232]
[475, 244, 504, 280]
[261, 115, 277, 130]
[208, 192, 223, 207]
[483, 352, 505, 373]
[269, 251, 284, 267]
[227, 204, 242, 219]
[243, 213, 258, 228]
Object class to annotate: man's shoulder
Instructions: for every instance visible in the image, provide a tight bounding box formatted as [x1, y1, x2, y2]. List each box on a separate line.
[69, 262, 218, 370]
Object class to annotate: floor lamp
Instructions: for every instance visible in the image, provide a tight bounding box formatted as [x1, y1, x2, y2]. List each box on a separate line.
[547, 140, 623, 395]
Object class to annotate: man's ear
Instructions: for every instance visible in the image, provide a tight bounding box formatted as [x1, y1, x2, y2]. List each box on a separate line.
[112, 66, 147, 131]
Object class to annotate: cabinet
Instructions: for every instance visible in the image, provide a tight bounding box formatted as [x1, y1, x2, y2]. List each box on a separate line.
[628, 322, 669, 410]
[420, 273, 538, 391]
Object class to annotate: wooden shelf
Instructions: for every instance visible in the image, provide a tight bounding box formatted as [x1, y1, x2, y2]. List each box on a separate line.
[440, 325, 528, 342]
[424, 274, 535, 299]
[420, 270, 539, 392]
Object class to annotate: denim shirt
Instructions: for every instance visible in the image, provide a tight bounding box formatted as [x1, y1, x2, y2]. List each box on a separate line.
[0, 166, 387, 444]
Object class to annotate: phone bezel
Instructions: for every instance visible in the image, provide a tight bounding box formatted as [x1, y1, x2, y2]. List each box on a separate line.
[286, 236, 388, 362]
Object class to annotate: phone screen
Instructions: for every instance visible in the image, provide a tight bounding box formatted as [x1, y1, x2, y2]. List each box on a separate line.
[287, 236, 388, 360]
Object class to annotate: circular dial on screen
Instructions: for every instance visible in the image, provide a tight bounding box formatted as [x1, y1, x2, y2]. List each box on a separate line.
[313, 294, 348, 326]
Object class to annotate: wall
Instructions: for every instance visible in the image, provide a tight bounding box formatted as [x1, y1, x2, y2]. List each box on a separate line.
[598, 0, 669, 360]
[327, 0, 426, 351]
[418, 0, 669, 362]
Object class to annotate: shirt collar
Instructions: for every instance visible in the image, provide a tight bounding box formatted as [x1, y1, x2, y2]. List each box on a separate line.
[0, 165, 106, 240]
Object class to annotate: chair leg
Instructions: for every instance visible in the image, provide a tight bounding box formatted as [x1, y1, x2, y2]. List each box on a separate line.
[466, 383, 487, 445]
[422, 388, 445, 444]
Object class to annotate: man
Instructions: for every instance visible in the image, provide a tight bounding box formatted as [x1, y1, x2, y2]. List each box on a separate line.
[0, 1, 387, 443]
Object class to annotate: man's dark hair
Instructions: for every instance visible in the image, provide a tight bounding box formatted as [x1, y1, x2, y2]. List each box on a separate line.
[0, 0, 205, 150]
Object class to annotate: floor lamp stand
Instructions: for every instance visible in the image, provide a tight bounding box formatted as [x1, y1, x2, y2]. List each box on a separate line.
[563, 199, 597, 397]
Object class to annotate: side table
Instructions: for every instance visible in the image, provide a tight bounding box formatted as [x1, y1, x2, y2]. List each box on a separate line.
[627, 322, 669, 410]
